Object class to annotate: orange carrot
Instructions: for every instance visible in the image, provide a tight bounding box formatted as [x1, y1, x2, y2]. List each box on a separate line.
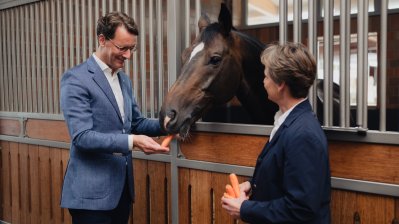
[161, 135, 173, 147]
[223, 192, 233, 198]
[229, 173, 240, 198]
[225, 184, 236, 198]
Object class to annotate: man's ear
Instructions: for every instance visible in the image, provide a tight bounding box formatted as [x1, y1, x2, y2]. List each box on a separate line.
[98, 34, 106, 47]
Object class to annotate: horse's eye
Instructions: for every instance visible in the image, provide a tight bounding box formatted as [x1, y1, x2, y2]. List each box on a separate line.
[209, 56, 222, 65]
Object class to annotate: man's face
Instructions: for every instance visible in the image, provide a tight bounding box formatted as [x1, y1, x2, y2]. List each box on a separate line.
[100, 26, 137, 72]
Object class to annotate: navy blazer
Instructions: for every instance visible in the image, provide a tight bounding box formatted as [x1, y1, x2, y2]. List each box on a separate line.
[240, 100, 331, 224]
[60, 56, 163, 210]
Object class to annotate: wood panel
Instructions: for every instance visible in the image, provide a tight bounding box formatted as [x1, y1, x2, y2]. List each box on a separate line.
[148, 161, 168, 224]
[132, 159, 149, 224]
[180, 132, 399, 185]
[0, 118, 21, 136]
[329, 141, 399, 185]
[180, 132, 266, 167]
[178, 168, 190, 224]
[190, 169, 212, 224]
[331, 189, 396, 224]
[1, 141, 12, 222]
[25, 119, 69, 142]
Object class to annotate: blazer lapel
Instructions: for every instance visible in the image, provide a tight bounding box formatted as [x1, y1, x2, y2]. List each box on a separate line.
[118, 72, 131, 123]
[87, 57, 123, 123]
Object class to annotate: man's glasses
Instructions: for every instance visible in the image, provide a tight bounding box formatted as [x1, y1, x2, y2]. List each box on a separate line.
[106, 37, 137, 53]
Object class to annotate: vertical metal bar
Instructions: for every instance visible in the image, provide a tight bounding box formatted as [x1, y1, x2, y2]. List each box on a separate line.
[380, 0, 387, 131]
[63, 0, 69, 71]
[16, 8, 22, 112]
[132, 0, 139, 101]
[116, 0, 121, 11]
[195, 0, 201, 37]
[0, 12, 4, 111]
[4, 11, 10, 111]
[22, 6, 28, 112]
[140, 0, 147, 115]
[82, 0, 87, 60]
[51, 0, 58, 114]
[46, 1, 53, 113]
[149, 0, 155, 117]
[279, 0, 287, 44]
[75, 0, 80, 64]
[56, 0, 62, 114]
[11, 9, 17, 111]
[184, 0, 190, 48]
[323, 0, 333, 126]
[31, 4, 37, 112]
[293, 0, 302, 43]
[102, 0, 106, 15]
[34, 4, 40, 112]
[69, 0, 74, 68]
[340, 0, 350, 127]
[89, 1, 94, 56]
[357, 0, 364, 127]
[308, 0, 317, 111]
[40, 2, 46, 113]
[109, 0, 113, 12]
[26, 6, 32, 112]
[156, 0, 164, 113]
[363, 0, 369, 128]
[123, 0, 130, 81]
[167, 0, 181, 222]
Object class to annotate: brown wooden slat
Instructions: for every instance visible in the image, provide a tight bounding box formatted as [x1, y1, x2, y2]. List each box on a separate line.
[331, 189, 357, 224]
[178, 168, 190, 224]
[132, 159, 149, 224]
[0, 141, 12, 222]
[61, 148, 72, 224]
[190, 169, 212, 224]
[19, 143, 29, 223]
[148, 161, 168, 224]
[166, 163, 171, 224]
[50, 148, 62, 223]
[25, 119, 70, 142]
[180, 132, 266, 167]
[0, 118, 21, 136]
[38, 146, 51, 223]
[356, 192, 395, 224]
[28, 144, 40, 224]
[330, 141, 399, 185]
[212, 172, 235, 224]
[10, 142, 20, 224]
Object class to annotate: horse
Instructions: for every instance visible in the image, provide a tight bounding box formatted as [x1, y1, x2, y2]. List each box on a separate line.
[159, 3, 341, 138]
[159, 3, 278, 138]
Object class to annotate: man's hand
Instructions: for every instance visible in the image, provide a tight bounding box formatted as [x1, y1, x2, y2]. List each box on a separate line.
[133, 135, 170, 154]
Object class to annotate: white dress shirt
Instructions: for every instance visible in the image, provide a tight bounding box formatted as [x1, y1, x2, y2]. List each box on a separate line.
[269, 98, 307, 141]
[93, 54, 134, 150]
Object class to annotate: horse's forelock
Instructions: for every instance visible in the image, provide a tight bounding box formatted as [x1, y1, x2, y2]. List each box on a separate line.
[200, 23, 229, 45]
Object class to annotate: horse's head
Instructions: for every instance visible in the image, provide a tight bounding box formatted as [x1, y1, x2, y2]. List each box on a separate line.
[159, 4, 244, 137]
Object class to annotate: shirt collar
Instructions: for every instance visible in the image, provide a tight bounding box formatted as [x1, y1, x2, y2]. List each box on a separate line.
[92, 53, 121, 76]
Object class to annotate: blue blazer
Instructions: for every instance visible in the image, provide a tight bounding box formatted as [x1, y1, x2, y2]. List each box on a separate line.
[60, 56, 163, 210]
[240, 100, 331, 224]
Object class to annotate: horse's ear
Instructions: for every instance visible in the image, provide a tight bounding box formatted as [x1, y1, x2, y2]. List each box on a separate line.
[218, 3, 232, 36]
[198, 13, 211, 33]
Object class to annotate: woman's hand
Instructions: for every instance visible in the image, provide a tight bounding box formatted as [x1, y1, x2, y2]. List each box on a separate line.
[221, 181, 251, 220]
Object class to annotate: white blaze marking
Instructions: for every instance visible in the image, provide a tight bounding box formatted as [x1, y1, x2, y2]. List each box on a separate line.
[189, 42, 204, 62]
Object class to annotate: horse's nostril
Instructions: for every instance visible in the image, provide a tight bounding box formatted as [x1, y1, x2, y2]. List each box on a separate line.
[167, 110, 177, 120]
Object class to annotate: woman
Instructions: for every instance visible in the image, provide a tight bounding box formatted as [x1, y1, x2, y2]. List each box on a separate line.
[221, 42, 331, 224]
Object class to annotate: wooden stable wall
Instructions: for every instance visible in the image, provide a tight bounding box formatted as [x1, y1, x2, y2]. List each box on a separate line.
[1, 118, 399, 224]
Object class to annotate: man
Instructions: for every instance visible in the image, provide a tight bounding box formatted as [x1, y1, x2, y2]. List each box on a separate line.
[60, 12, 169, 223]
